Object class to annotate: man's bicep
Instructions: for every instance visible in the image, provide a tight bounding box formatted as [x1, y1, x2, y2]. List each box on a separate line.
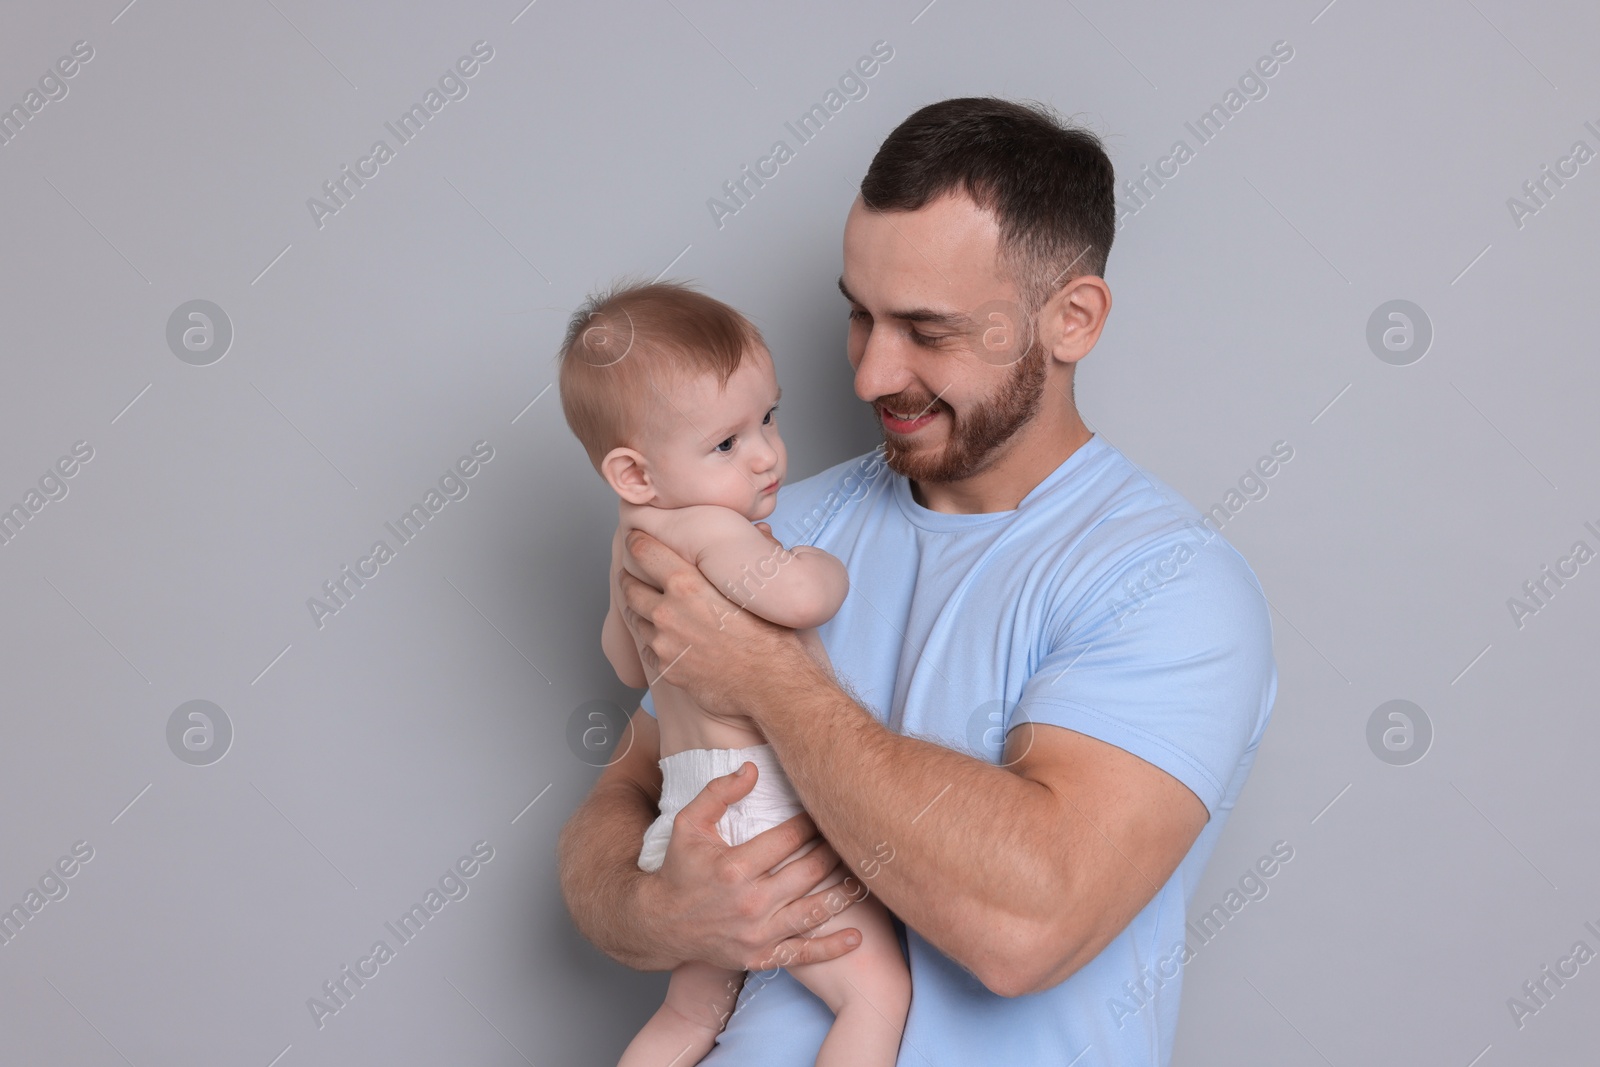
[1005, 722, 1207, 976]
[1018, 533, 1276, 813]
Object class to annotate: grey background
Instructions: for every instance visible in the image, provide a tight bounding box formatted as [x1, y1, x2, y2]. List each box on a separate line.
[0, 0, 1595, 1064]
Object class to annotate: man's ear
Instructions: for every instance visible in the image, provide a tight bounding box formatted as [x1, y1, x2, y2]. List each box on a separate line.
[1037, 274, 1112, 368]
[601, 446, 655, 505]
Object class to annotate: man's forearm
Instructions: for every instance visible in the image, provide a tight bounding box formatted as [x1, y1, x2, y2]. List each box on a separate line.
[747, 650, 1073, 987]
[556, 778, 679, 972]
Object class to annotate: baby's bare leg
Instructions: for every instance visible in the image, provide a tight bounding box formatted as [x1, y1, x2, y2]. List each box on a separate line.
[617, 960, 746, 1067]
[784, 889, 910, 1067]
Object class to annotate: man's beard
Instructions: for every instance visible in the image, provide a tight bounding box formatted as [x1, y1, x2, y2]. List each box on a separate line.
[877, 339, 1050, 484]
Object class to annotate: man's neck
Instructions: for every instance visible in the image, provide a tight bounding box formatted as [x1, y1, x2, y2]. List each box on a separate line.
[909, 407, 1094, 515]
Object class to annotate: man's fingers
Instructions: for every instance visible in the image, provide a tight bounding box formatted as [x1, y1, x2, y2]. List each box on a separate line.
[675, 763, 760, 835]
[739, 810, 825, 876]
[756, 927, 862, 971]
[625, 528, 700, 593]
[616, 570, 661, 629]
[776, 869, 866, 941]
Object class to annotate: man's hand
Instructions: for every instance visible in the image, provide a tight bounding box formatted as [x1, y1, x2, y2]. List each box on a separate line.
[618, 529, 813, 719]
[642, 760, 864, 971]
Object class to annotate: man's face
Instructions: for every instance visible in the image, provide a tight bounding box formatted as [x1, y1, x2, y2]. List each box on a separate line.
[637, 346, 787, 521]
[840, 192, 1049, 484]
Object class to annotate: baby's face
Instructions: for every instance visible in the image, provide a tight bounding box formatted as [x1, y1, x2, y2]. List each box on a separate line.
[639, 346, 786, 522]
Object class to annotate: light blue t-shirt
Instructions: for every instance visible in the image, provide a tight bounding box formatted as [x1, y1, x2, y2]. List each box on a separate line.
[638, 434, 1277, 1066]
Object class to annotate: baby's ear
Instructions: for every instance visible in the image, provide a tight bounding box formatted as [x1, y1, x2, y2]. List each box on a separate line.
[601, 447, 654, 505]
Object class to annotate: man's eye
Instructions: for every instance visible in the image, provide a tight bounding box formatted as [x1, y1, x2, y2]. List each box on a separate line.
[714, 437, 734, 453]
[848, 309, 870, 323]
[911, 330, 944, 347]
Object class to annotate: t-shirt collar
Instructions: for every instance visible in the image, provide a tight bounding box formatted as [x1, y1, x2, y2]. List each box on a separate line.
[891, 433, 1104, 532]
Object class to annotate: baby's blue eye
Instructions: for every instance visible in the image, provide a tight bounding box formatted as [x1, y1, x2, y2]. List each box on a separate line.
[763, 405, 778, 425]
[714, 437, 734, 453]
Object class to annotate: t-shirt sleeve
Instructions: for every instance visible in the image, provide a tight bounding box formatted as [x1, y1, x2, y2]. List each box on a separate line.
[1014, 529, 1276, 814]
[639, 690, 656, 717]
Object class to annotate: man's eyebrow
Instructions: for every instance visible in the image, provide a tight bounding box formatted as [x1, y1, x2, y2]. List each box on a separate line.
[836, 276, 971, 327]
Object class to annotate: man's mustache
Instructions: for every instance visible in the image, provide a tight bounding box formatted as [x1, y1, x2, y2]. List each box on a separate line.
[875, 395, 946, 416]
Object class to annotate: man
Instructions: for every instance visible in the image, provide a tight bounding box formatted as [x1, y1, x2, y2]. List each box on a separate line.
[559, 97, 1277, 1065]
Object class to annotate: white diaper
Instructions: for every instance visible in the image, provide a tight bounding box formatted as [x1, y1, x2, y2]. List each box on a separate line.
[637, 744, 808, 873]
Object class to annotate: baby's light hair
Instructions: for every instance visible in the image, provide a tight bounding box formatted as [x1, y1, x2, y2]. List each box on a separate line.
[556, 280, 765, 471]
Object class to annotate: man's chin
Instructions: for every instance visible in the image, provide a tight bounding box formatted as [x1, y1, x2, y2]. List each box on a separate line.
[884, 428, 1013, 485]
[882, 438, 955, 483]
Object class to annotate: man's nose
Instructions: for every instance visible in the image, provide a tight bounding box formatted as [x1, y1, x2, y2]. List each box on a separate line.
[853, 327, 908, 403]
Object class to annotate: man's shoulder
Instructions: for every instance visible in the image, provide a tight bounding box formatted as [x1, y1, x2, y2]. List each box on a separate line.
[771, 447, 894, 546]
[1061, 437, 1203, 534]
[1036, 439, 1268, 615]
[1010, 438, 1180, 561]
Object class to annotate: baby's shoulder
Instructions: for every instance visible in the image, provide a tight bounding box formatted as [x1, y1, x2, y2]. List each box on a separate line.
[620, 502, 752, 556]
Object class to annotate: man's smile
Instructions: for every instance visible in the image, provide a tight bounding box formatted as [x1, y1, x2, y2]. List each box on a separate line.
[878, 402, 943, 434]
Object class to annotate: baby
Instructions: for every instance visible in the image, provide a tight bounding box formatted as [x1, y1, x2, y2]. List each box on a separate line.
[557, 281, 910, 1067]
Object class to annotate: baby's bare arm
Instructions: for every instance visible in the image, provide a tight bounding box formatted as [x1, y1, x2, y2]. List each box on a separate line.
[647, 506, 848, 629]
[603, 597, 648, 688]
[700, 513, 846, 629]
[603, 525, 649, 688]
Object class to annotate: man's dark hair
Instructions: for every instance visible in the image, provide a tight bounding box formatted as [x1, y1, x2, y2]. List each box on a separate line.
[860, 97, 1115, 314]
